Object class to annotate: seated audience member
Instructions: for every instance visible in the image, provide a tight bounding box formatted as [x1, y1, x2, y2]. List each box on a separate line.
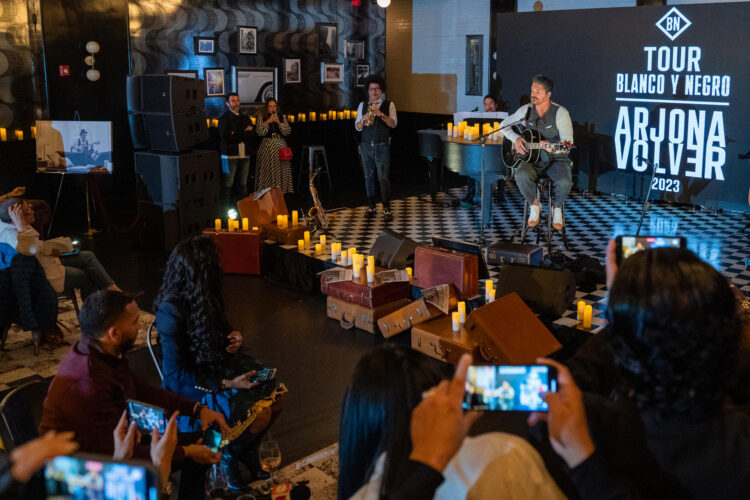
[154, 236, 286, 489]
[0, 187, 51, 235]
[0, 198, 121, 300]
[39, 290, 227, 498]
[338, 344, 565, 500]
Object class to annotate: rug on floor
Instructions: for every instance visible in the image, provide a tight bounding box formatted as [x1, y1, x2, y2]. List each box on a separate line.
[275, 443, 338, 500]
[0, 292, 156, 392]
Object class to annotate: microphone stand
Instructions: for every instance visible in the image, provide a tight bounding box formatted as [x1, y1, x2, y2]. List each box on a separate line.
[635, 156, 659, 237]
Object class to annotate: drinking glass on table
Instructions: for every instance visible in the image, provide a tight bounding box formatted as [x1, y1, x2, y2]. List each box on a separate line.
[205, 464, 229, 499]
[259, 438, 282, 484]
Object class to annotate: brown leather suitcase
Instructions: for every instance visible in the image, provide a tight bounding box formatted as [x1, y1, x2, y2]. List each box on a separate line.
[320, 269, 411, 308]
[464, 292, 562, 363]
[411, 316, 477, 365]
[413, 246, 479, 298]
[378, 285, 460, 338]
[237, 187, 288, 227]
[201, 228, 264, 275]
[327, 297, 411, 334]
[261, 221, 312, 245]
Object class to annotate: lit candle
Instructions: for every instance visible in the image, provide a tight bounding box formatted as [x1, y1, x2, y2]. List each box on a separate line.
[577, 300, 586, 322]
[298, 239, 305, 251]
[212, 119, 219, 128]
[352, 262, 361, 278]
[458, 302, 466, 323]
[251, 116, 257, 125]
[320, 234, 326, 248]
[15, 130, 23, 141]
[206, 118, 210, 128]
[242, 218, 249, 231]
[289, 115, 295, 123]
[487, 289, 496, 303]
[331, 247, 337, 261]
[214, 218, 221, 231]
[452, 312, 460, 332]
[405, 267, 413, 282]
[485, 279, 493, 292]
[227, 219, 233, 231]
[277, 215, 283, 228]
[583, 305, 593, 329]
[353, 110, 358, 118]
[344, 110, 351, 119]
[310, 112, 316, 121]
[366, 265, 374, 283]
[447, 123, 453, 135]
[304, 230, 311, 249]
[315, 243, 322, 255]
[292, 210, 299, 227]
[320, 115, 327, 121]
[338, 111, 344, 120]
[30, 126, 36, 139]
[282, 215, 289, 228]
[367, 255, 375, 268]
[347, 247, 356, 265]
[252, 226, 259, 231]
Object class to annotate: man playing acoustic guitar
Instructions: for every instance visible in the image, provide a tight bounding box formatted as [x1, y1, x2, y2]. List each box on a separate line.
[501, 75, 573, 230]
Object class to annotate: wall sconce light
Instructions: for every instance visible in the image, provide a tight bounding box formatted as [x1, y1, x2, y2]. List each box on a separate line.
[85, 41, 101, 82]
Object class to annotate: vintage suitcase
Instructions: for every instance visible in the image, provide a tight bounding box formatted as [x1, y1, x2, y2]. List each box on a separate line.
[237, 187, 288, 227]
[378, 284, 460, 338]
[202, 228, 264, 274]
[411, 316, 477, 365]
[413, 246, 479, 299]
[487, 241, 543, 266]
[261, 221, 312, 245]
[464, 292, 562, 363]
[327, 297, 411, 334]
[320, 270, 411, 309]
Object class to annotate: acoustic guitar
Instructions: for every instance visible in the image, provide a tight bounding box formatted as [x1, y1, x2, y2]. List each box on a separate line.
[501, 127, 574, 169]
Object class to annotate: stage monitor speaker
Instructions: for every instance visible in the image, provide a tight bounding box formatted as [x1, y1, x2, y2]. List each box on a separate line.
[495, 263, 576, 317]
[135, 149, 220, 205]
[140, 75, 206, 114]
[143, 110, 208, 153]
[128, 112, 148, 150]
[138, 197, 220, 252]
[126, 76, 141, 112]
[370, 229, 419, 269]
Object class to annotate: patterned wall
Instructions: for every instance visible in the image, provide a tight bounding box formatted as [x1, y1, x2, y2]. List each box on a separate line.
[128, 0, 386, 118]
[0, 0, 43, 130]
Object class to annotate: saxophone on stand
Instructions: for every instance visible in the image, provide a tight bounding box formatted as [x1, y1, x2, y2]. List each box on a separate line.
[308, 167, 330, 233]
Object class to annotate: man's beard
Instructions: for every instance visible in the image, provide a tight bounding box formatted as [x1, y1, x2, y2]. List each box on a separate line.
[119, 336, 136, 354]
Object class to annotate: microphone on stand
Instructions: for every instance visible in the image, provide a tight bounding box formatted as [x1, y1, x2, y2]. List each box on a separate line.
[521, 105, 532, 126]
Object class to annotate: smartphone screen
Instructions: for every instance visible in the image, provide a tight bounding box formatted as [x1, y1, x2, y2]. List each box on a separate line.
[202, 426, 222, 453]
[249, 367, 277, 384]
[45, 454, 159, 500]
[463, 365, 557, 411]
[126, 400, 166, 434]
[616, 235, 686, 264]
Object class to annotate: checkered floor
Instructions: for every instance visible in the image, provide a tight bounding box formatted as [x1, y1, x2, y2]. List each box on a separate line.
[294, 186, 750, 332]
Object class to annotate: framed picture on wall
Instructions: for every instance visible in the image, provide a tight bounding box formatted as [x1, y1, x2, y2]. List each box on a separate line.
[355, 64, 370, 87]
[165, 69, 199, 79]
[204, 68, 225, 97]
[321, 62, 344, 84]
[238, 26, 257, 55]
[232, 66, 277, 105]
[316, 22, 338, 59]
[283, 58, 301, 84]
[194, 36, 216, 55]
[465, 35, 483, 96]
[344, 40, 365, 59]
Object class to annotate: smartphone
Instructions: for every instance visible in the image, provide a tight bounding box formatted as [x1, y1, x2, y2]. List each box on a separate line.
[60, 240, 81, 257]
[202, 425, 223, 453]
[462, 365, 557, 412]
[248, 367, 277, 384]
[126, 399, 166, 434]
[45, 454, 159, 500]
[615, 235, 686, 264]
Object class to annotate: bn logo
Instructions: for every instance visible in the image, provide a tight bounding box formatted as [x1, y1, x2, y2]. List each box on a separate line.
[656, 7, 692, 41]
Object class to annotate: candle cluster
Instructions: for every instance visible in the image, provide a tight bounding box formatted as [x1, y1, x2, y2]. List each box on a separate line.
[452, 301, 468, 332]
[214, 218, 256, 232]
[485, 279, 496, 303]
[0, 127, 34, 141]
[577, 300, 593, 329]
[447, 121, 502, 141]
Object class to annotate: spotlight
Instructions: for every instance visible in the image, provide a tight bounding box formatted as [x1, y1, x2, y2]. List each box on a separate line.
[227, 208, 238, 220]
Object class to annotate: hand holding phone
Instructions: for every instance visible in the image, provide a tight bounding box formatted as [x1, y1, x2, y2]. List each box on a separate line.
[463, 365, 557, 412]
[615, 235, 686, 265]
[248, 367, 277, 384]
[126, 399, 167, 434]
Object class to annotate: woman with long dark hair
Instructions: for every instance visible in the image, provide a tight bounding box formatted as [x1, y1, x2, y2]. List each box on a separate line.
[255, 98, 292, 194]
[154, 236, 285, 489]
[338, 344, 564, 500]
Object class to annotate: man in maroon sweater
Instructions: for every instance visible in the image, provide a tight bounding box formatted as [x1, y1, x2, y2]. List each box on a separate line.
[39, 290, 229, 465]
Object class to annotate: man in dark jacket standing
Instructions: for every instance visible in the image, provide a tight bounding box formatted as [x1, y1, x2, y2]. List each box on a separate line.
[218, 93, 255, 205]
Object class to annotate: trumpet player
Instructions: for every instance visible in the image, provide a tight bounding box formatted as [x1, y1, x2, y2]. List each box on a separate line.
[355, 76, 397, 222]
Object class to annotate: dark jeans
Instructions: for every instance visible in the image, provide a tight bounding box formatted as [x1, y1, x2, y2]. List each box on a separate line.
[360, 142, 391, 204]
[221, 156, 252, 202]
[516, 158, 572, 205]
[61, 251, 115, 299]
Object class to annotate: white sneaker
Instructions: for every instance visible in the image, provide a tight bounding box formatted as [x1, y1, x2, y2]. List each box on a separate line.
[528, 202, 541, 227]
[553, 206, 564, 230]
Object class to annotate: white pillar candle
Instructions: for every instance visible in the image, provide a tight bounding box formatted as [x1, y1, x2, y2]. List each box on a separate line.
[320, 234, 326, 248]
[304, 231, 311, 249]
[366, 266, 374, 283]
[487, 289, 496, 303]
[458, 302, 466, 323]
[367, 255, 375, 268]
[315, 243, 322, 255]
[452, 312, 460, 331]
[297, 239, 305, 251]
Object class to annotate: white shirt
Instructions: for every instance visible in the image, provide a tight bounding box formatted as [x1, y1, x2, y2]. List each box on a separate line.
[0, 221, 70, 292]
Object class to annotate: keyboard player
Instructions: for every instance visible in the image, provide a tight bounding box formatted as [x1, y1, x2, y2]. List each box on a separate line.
[461, 95, 506, 208]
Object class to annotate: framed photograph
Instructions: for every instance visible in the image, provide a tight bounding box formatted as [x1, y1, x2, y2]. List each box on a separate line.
[321, 62, 343, 84]
[465, 35, 483, 96]
[283, 58, 301, 85]
[204, 67, 225, 97]
[232, 66, 277, 105]
[36, 120, 113, 174]
[165, 69, 198, 79]
[316, 22, 338, 59]
[238, 26, 257, 55]
[344, 40, 365, 60]
[194, 36, 216, 55]
[355, 64, 370, 87]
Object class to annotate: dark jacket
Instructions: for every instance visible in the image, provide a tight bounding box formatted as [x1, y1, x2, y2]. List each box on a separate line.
[0, 243, 57, 332]
[39, 335, 197, 461]
[218, 110, 255, 156]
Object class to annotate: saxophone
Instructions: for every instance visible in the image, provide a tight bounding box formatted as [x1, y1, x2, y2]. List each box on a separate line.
[364, 98, 377, 126]
[308, 167, 329, 231]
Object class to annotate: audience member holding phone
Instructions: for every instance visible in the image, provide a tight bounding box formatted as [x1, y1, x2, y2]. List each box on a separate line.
[154, 236, 286, 490]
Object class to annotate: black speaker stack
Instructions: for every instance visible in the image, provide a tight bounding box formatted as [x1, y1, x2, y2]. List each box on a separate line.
[128, 75, 220, 251]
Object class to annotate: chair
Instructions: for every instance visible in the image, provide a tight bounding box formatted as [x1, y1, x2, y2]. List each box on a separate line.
[146, 320, 163, 381]
[58, 290, 80, 318]
[512, 177, 569, 251]
[0, 380, 50, 452]
[296, 145, 333, 192]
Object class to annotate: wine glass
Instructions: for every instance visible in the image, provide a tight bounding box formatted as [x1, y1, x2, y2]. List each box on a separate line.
[205, 464, 229, 499]
[258, 439, 282, 484]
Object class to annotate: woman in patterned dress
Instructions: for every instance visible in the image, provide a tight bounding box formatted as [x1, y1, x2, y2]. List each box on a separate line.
[255, 98, 293, 194]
